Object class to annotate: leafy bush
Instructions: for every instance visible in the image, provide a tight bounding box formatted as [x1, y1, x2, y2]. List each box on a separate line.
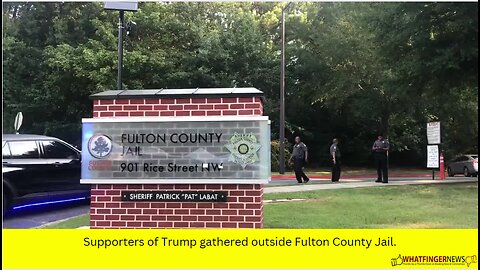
[271, 140, 292, 172]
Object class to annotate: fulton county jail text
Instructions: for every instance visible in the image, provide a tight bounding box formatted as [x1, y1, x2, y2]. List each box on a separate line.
[121, 133, 223, 144]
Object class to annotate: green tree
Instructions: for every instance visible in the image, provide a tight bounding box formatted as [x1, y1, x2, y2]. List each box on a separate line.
[2, 2, 477, 166]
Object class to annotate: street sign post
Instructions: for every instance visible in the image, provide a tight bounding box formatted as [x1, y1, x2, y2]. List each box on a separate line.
[14, 112, 23, 134]
[427, 145, 439, 180]
[427, 121, 441, 144]
[427, 145, 439, 168]
[426, 121, 441, 179]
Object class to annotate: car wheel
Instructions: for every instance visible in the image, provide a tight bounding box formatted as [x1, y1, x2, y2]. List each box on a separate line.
[464, 167, 471, 177]
[447, 167, 454, 177]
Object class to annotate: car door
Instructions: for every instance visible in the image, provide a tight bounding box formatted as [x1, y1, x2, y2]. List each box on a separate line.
[449, 157, 459, 174]
[450, 157, 460, 174]
[39, 140, 82, 192]
[3, 140, 47, 196]
[453, 156, 468, 174]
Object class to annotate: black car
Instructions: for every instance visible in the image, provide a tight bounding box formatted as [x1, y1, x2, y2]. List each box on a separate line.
[2, 134, 89, 213]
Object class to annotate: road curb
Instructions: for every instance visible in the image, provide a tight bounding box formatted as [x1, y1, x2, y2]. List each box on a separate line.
[264, 199, 306, 203]
[35, 215, 84, 229]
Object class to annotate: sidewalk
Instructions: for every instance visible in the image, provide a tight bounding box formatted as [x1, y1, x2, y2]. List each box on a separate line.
[264, 179, 478, 194]
[271, 173, 433, 180]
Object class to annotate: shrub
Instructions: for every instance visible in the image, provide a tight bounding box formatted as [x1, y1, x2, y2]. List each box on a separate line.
[271, 140, 292, 172]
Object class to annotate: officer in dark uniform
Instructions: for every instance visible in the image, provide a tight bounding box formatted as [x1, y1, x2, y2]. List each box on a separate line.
[289, 136, 310, 184]
[372, 135, 389, 183]
[330, 138, 341, 182]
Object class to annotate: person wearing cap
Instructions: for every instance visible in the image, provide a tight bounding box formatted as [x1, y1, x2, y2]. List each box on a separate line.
[330, 138, 341, 182]
[372, 135, 390, 183]
[288, 136, 310, 184]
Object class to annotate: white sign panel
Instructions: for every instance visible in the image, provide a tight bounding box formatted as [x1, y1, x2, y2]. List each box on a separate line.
[14, 112, 23, 133]
[427, 121, 441, 144]
[104, 1, 138, 11]
[81, 116, 271, 184]
[427, 145, 439, 168]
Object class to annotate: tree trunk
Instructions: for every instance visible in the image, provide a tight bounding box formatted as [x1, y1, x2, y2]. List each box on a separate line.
[380, 100, 390, 136]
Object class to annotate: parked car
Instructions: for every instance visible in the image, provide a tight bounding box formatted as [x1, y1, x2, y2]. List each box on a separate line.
[447, 154, 478, 177]
[2, 134, 89, 213]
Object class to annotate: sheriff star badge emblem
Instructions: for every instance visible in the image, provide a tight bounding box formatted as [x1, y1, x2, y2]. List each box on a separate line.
[224, 133, 262, 169]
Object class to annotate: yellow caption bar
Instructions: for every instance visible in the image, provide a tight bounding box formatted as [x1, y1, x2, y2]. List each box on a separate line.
[2, 229, 478, 269]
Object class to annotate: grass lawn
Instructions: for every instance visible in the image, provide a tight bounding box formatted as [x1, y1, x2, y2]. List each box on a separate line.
[264, 183, 478, 228]
[44, 183, 477, 229]
[45, 214, 89, 228]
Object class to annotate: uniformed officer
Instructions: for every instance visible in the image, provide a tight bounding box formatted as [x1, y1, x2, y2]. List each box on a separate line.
[372, 135, 389, 183]
[288, 136, 310, 184]
[330, 138, 341, 182]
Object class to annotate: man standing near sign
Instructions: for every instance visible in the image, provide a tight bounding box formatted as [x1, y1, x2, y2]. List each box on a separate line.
[330, 138, 341, 182]
[289, 136, 310, 184]
[372, 134, 389, 183]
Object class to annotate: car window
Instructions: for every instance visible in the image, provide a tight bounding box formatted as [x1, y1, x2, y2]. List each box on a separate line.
[8, 141, 40, 158]
[470, 155, 478, 159]
[41, 140, 78, 159]
[2, 141, 11, 159]
[459, 156, 469, 162]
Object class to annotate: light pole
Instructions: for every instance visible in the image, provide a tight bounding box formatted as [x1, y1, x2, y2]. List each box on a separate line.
[104, 1, 138, 90]
[117, 10, 125, 90]
[279, 2, 293, 174]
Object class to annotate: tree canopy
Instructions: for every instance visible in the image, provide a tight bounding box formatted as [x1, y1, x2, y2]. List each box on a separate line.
[3, 2, 478, 166]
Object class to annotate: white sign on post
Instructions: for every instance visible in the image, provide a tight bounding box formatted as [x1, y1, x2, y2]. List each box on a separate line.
[427, 145, 439, 168]
[427, 121, 441, 144]
[14, 112, 23, 134]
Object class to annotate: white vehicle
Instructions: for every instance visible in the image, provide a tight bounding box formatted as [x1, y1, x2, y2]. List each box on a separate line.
[447, 154, 478, 177]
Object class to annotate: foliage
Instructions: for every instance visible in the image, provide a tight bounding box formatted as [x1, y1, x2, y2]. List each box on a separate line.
[270, 140, 292, 172]
[2, 2, 477, 166]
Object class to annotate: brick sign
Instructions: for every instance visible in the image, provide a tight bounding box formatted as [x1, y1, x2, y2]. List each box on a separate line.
[81, 116, 271, 184]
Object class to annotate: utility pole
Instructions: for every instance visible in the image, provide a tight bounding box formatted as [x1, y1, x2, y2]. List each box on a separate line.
[117, 10, 125, 90]
[279, 2, 293, 174]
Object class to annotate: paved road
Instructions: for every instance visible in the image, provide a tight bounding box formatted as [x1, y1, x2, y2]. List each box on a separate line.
[3, 176, 476, 228]
[3, 201, 90, 229]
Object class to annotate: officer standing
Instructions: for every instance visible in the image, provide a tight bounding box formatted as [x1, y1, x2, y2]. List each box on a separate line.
[330, 138, 341, 182]
[288, 136, 310, 184]
[372, 135, 389, 183]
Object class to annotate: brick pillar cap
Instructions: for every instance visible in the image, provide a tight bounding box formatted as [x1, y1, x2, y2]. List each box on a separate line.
[90, 88, 264, 100]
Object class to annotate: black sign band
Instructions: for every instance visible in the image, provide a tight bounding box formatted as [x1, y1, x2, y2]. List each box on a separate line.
[121, 191, 228, 202]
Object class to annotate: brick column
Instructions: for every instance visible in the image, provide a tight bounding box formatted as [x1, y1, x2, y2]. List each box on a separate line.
[89, 96, 264, 228]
